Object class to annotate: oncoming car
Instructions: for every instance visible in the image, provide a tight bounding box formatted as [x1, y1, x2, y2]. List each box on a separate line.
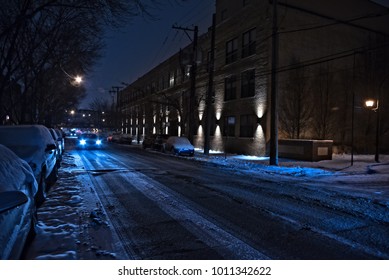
[77, 133, 103, 149]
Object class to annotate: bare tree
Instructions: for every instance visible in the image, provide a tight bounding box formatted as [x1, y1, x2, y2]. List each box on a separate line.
[310, 63, 337, 140]
[0, 0, 181, 125]
[279, 58, 313, 139]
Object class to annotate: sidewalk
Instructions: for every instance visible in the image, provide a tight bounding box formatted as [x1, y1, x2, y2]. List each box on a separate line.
[125, 143, 389, 202]
[190, 150, 389, 203]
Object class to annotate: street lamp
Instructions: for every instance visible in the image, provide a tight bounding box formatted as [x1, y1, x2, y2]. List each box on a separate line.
[364, 98, 380, 162]
[74, 75, 83, 85]
[60, 65, 83, 86]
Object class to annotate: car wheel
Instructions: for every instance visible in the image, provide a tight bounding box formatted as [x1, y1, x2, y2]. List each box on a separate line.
[47, 163, 58, 186]
[35, 169, 47, 206]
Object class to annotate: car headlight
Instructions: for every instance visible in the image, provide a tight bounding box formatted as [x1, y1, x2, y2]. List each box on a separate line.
[80, 139, 86, 145]
[96, 140, 102, 145]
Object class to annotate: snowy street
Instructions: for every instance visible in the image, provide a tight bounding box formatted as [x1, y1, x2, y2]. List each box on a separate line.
[22, 141, 389, 260]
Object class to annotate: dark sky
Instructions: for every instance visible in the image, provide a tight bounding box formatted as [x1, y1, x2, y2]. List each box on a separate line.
[81, 0, 215, 108]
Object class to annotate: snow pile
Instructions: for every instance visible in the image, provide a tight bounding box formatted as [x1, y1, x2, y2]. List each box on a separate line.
[22, 153, 123, 260]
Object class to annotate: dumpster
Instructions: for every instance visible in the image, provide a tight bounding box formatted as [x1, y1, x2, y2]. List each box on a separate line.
[278, 139, 333, 161]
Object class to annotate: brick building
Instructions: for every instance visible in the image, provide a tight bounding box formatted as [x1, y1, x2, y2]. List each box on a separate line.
[118, 0, 389, 156]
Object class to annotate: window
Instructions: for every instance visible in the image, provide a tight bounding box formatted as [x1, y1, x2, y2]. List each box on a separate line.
[226, 38, 238, 64]
[223, 116, 236, 136]
[224, 75, 237, 101]
[241, 69, 255, 98]
[240, 114, 255, 137]
[221, 9, 227, 21]
[242, 28, 256, 58]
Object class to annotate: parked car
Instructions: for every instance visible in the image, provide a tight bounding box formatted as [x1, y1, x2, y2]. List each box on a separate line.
[55, 128, 65, 154]
[0, 144, 38, 259]
[142, 134, 157, 149]
[49, 128, 63, 163]
[77, 133, 103, 149]
[153, 134, 170, 151]
[0, 125, 59, 204]
[163, 136, 195, 156]
[118, 133, 133, 144]
[143, 134, 170, 150]
[107, 131, 121, 142]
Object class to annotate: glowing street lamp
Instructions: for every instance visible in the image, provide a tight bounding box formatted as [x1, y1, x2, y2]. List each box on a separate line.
[365, 99, 378, 111]
[74, 75, 83, 85]
[364, 98, 380, 162]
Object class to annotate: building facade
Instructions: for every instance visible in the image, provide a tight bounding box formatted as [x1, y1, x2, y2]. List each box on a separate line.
[118, 0, 389, 155]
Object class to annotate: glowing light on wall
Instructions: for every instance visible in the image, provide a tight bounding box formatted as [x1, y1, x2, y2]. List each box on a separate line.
[153, 127, 156, 134]
[197, 125, 203, 137]
[215, 111, 221, 121]
[254, 83, 267, 119]
[165, 116, 168, 134]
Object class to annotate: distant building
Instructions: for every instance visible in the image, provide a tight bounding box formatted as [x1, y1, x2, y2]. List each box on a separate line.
[119, 0, 389, 155]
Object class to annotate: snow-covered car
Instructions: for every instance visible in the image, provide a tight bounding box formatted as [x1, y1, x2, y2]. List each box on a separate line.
[0, 125, 59, 204]
[77, 133, 103, 149]
[55, 128, 65, 154]
[0, 144, 38, 259]
[163, 136, 195, 156]
[49, 128, 63, 163]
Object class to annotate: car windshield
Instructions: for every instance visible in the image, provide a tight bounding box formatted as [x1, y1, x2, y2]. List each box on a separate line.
[173, 137, 191, 145]
[81, 134, 98, 139]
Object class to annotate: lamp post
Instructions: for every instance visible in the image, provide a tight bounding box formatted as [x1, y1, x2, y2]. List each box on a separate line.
[60, 65, 83, 86]
[364, 99, 380, 162]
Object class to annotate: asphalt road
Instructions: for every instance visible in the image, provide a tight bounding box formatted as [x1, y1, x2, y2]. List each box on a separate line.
[74, 143, 389, 260]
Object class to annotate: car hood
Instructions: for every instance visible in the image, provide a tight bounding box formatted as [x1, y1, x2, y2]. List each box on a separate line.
[173, 143, 194, 150]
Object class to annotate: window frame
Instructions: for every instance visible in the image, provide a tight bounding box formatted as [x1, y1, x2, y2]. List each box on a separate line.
[224, 75, 237, 101]
[226, 37, 238, 64]
[241, 69, 255, 98]
[242, 28, 256, 58]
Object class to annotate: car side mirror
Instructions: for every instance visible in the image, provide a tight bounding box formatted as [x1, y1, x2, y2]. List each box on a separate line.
[0, 191, 28, 214]
[45, 144, 57, 152]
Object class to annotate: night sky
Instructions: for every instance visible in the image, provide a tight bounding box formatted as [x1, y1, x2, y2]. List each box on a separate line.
[82, 0, 215, 108]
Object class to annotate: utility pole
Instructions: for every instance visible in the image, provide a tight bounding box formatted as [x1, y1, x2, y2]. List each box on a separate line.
[172, 24, 198, 144]
[270, 0, 279, 166]
[109, 86, 123, 129]
[204, 14, 216, 155]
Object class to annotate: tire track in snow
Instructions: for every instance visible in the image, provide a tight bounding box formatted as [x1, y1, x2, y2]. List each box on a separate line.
[83, 150, 269, 260]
